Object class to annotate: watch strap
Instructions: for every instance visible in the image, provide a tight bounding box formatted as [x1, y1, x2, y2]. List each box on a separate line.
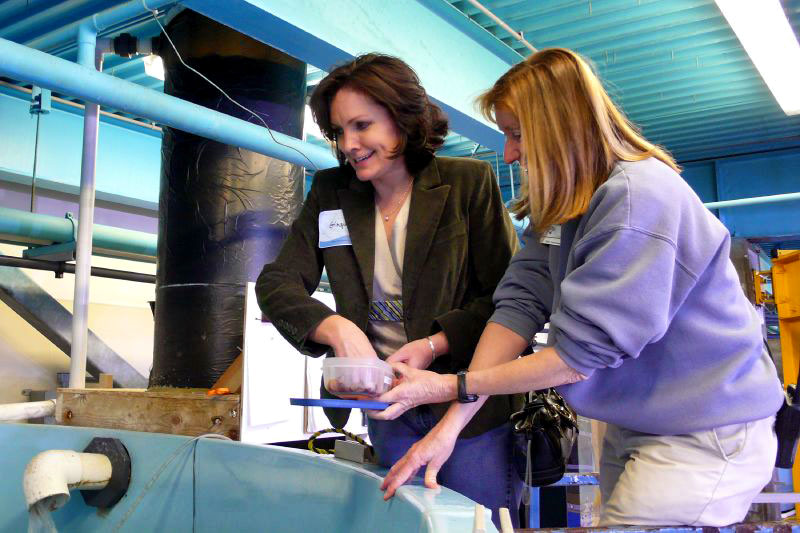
[456, 370, 478, 403]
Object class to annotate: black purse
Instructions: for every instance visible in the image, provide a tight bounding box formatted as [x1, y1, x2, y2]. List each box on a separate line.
[510, 388, 578, 487]
[510, 220, 580, 487]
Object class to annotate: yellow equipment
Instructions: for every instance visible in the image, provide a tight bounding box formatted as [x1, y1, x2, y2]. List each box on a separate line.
[771, 250, 800, 512]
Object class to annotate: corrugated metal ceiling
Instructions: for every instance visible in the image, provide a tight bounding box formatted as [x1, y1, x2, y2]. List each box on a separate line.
[444, 0, 800, 165]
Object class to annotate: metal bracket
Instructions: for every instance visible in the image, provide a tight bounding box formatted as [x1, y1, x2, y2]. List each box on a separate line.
[30, 86, 51, 115]
[754, 269, 775, 305]
[23, 213, 77, 263]
[333, 439, 376, 464]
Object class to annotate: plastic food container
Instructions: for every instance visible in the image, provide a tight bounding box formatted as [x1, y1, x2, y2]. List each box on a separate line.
[323, 357, 394, 397]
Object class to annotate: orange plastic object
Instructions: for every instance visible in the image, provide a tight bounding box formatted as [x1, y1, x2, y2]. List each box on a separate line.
[206, 387, 231, 396]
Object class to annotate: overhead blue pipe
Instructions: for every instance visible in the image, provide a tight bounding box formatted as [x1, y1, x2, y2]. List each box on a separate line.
[0, 207, 157, 259]
[0, 36, 338, 170]
[703, 192, 800, 210]
[504, 193, 800, 237]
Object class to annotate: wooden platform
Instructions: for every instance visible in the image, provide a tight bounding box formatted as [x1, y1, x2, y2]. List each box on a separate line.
[55, 388, 240, 440]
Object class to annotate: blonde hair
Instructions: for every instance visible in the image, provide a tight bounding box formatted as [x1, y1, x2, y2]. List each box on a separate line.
[478, 48, 679, 233]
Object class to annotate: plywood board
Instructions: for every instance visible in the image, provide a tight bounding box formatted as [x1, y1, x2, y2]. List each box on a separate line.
[56, 388, 240, 439]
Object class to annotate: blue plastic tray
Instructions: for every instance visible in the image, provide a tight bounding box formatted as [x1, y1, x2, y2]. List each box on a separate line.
[289, 398, 390, 410]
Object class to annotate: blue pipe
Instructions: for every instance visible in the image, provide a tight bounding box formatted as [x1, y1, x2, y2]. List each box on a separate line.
[24, 0, 175, 52]
[0, 37, 338, 170]
[703, 192, 800, 210]
[506, 193, 800, 237]
[0, 207, 157, 259]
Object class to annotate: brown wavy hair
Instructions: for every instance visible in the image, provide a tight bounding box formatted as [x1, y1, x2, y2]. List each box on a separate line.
[309, 53, 449, 174]
[478, 48, 679, 233]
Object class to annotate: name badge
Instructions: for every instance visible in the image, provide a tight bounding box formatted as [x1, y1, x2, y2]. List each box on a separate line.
[540, 224, 561, 246]
[319, 209, 352, 248]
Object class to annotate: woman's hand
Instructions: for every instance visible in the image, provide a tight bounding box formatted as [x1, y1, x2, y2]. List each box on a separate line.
[380, 422, 459, 499]
[370, 362, 457, 420]
[311, 315, 378, 359]
[386, 339, 435, 369]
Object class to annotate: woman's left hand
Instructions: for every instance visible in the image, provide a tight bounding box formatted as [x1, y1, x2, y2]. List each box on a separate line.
[386, 339, 436, 370]
[369, 362, 457, 420]
[380, 421, 459, 499]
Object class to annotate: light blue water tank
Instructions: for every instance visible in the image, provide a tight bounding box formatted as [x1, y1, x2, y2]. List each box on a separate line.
[0, 423, 497, 532]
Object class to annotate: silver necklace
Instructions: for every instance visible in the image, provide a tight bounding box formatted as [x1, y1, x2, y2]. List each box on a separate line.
[378, 180, 413, 222]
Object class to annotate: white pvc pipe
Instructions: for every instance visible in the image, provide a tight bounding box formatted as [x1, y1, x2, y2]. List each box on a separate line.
[0, 400, 56, 421]
[464, 0, 537, 53]
[23, 450, 111, 510]
[68, 24, 102, 390]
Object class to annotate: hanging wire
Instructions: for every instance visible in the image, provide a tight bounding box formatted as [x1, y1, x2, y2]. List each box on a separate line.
[30, 112, 41, 212]
[141, 1, 319, 171]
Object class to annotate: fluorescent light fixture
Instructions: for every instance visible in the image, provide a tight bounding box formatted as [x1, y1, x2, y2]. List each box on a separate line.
[303, 105, 324, 140]
[715, 0, 800, 115]
[142, 54, 165, 81]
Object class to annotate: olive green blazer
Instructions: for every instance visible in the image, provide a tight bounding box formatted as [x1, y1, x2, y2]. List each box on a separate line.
[255, 156, 520, 436]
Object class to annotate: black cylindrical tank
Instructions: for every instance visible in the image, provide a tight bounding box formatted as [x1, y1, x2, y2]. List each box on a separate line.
[150, 10, 306, 388]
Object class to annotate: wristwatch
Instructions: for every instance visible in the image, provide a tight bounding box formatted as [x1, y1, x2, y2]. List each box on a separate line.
[456, 370, 478, 403]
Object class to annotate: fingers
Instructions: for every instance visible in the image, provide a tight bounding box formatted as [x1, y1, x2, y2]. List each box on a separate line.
[380, 456, 420, 500]
[388, 361, 412, 378]
[423, 462, 441, 490]
[386, 351, 408, 364]
[375, 381, 411, 405]
[368, 401, 408, 420]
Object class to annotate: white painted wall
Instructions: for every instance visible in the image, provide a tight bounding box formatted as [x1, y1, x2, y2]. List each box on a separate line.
[0, 244, 155, 404]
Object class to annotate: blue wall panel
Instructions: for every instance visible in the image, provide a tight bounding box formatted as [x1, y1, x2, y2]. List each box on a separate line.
[0, 89, 161, 206]
[716, 150, 800, 238]
[680, 161, 717, 203]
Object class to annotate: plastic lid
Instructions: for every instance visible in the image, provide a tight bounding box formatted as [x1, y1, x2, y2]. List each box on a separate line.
[322, 357, 392, 373]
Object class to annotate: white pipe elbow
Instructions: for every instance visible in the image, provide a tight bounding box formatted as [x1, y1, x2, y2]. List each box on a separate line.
[23, 450, 112, 511]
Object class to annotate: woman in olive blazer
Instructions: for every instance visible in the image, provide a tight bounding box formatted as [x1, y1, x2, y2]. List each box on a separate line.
[255, 54, 521, 526]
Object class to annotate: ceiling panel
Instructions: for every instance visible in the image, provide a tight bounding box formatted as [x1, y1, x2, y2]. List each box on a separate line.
[444, 0, 800, 164]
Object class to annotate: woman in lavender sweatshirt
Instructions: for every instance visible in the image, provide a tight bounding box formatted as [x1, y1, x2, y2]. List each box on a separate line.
[372, 48, 784, 526]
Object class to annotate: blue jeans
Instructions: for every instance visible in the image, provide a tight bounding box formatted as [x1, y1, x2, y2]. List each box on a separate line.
[368, 406, 523, 529]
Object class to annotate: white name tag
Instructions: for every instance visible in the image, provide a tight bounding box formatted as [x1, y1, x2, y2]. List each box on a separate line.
[319, 209, 352, 248]
[540, 224, 561, 246]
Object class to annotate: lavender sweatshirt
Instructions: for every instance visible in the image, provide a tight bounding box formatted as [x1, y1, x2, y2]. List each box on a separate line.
[490, 158, 783, 435]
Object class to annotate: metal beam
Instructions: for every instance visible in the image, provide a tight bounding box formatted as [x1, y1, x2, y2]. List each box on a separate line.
[183, 0, 513, 153]
[0, 255, 155, 284]
[0, 265, 147, 388]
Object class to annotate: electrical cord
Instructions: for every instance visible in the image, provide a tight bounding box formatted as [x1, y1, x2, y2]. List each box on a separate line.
[141, 0, 320, 171]
[307, 427, 370, 455]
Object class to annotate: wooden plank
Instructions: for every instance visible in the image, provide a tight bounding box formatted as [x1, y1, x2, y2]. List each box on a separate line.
[86, 373, 115, 389]
[56, 388, 240, 439]
[211, 353, 243, 393]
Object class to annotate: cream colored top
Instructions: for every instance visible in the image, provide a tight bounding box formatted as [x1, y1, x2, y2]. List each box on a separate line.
[366, 192, 412, 359]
